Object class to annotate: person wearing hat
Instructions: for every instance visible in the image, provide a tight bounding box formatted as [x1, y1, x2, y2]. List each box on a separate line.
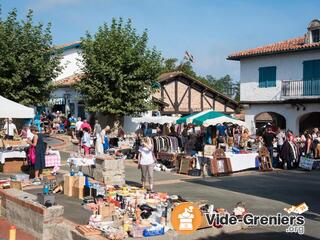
[3, 118, 18, 140]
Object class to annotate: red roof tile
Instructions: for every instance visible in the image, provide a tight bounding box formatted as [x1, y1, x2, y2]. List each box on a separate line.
[228, 36, 320, 60]
[54, 74, 82, 86]
[54, 41, 81, 50]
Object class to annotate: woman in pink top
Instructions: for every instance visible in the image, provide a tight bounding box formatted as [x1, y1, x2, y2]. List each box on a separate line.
[80, 120, 92, 132]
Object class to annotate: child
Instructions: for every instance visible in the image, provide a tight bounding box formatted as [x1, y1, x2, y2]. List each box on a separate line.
[81, 128, 91, 156]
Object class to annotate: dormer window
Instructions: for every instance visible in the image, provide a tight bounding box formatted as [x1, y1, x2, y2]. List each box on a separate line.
[312, 29, 320, 43]
[306, 19, 320, 43]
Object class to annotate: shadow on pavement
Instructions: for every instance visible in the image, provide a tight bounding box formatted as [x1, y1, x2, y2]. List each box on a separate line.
[183, 172, 320, 217]
[125, 180, 141, 187]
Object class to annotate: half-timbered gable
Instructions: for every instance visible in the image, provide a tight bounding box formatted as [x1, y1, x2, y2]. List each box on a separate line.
[153, 71, 238, 115]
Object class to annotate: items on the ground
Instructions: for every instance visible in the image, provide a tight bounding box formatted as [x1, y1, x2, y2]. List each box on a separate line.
[284, 202, 309, 214]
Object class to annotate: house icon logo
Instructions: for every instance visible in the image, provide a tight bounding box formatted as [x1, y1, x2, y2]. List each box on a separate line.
[171, 202, 202, 234]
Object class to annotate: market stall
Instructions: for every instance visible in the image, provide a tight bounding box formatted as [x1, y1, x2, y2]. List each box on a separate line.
[0, 95, 35, 119]
[45, 149, 61, 174]
[174, 110, 260, 175]
[0, 95, 35, 173]
[0, 139, 28, 173]
[225, 151, 259, 172]
[132, 115, 181, 167]
[176, 110, 248, 128]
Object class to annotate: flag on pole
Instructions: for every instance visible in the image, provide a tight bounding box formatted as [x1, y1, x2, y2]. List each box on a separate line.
[184, 51, 194, 63]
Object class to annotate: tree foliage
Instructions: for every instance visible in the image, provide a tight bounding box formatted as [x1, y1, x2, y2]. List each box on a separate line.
[162, 58, 197, 78]
[0, 8, 61, 106]
[161, 58, 239, 101]
[77, 18, 162, 116]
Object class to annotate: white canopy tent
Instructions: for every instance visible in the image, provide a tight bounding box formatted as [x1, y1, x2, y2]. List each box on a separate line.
[201, 116, 249, 128]
[0, 95, 35, 119]
[132, 116, 178, 125]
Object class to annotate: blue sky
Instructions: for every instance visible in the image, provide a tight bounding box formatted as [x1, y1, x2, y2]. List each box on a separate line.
[1, 0, 319, 81]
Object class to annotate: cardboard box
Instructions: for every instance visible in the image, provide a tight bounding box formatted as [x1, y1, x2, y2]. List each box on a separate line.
[74, 176, 85, 188]
[98, 203, 115, 218]
[64, 175, 85, 197]
[64, 175, 75, 197]
[72, 186, 84, 199]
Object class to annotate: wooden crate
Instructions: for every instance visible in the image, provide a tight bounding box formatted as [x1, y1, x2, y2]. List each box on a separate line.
[76, 225, 101, 236]
[3, 159, 25, 173]
[10, 181, 22, 190]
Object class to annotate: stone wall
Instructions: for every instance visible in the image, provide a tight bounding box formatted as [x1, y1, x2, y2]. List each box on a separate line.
[0, 189, 64, 240]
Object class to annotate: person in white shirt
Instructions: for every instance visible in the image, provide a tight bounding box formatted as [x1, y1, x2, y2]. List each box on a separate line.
[138, 137, 155, 192]
[75, 117, 83, 140]
[3, 118, 18, 140]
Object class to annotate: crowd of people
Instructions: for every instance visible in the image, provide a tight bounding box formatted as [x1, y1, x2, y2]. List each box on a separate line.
[259, 125, 320, 170]
[35, 111, 123, 156]
[0, 112, 121, 183]
[133, 121, 320, 171]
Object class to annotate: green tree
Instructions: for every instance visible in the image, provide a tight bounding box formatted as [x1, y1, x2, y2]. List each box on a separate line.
[161, 58, 197, 78]
[205, 74, 232, 94]
[0, 8, 61, 106]
[234, 81, 240, 102]
[162, 58, 178, 72]
[77, 18, 162, 116]
[161, 56, 240, 102]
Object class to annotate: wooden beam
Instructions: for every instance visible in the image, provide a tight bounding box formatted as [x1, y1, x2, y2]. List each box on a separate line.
[201, 91, 204, 111]
[174, 79, 178, 112]
[203, 94, 213, 108]
[178, 85, 190, 108]
[188, 84, 192, 112]
[161, 84, 164, 99]
[163, 87, 175, 108]
[224, 101, 227, 113]
[213, 98, 215, 110]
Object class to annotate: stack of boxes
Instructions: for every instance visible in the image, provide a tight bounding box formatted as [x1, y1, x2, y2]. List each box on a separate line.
[83, 155, 125, 186]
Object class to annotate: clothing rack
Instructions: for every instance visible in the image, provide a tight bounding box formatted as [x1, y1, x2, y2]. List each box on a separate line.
[152, 136, 180, 153]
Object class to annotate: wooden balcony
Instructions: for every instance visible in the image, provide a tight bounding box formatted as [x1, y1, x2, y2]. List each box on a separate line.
[281, 79, 320, 98]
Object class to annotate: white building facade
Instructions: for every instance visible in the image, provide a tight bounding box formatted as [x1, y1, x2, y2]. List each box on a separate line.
[228, 19, 320, 134]
[50, 42, 86, 118]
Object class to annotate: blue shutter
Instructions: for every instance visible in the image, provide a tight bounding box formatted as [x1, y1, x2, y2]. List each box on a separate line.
[259, 66, 276, 88]
[259, 68, 267, 88]
[303, 59, 320, 95]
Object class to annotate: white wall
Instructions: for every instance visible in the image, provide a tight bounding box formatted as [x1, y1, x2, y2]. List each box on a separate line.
[240, 50, 320, 102]
[245, 103, 320, 134]
[50, 87, 80, 116]
[55, 48, 83, 81]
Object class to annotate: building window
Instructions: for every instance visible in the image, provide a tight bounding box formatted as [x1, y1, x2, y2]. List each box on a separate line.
[259, 66, 276, 88]
[312, 29, 320, 43]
